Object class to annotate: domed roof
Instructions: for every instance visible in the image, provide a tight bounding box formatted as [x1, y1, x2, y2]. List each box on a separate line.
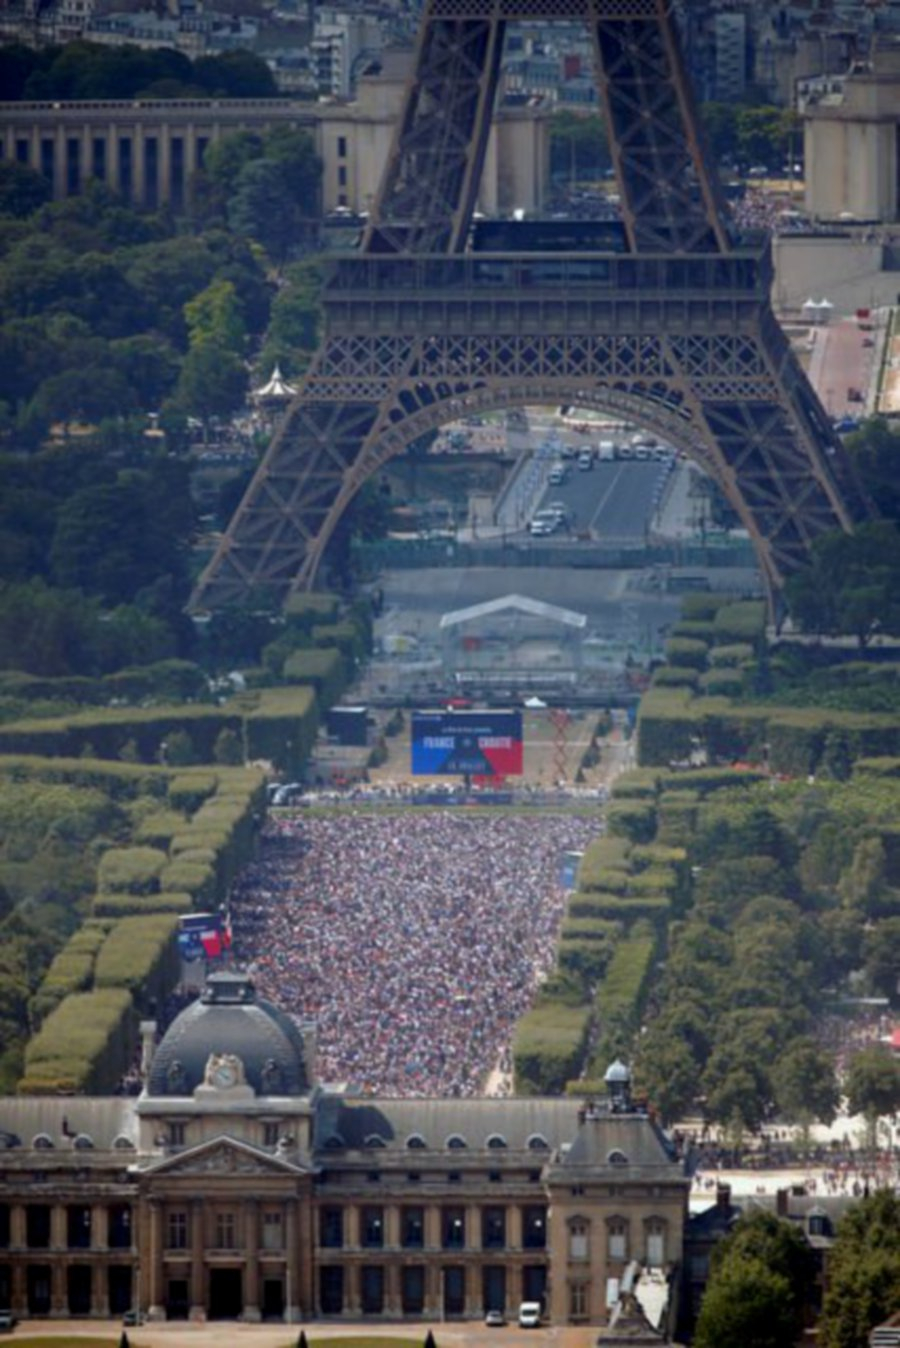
[147, 973, 309, 1097]
[604, 1059, 631, 1084]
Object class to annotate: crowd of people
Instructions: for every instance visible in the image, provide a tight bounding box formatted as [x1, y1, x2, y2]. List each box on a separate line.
[228, 810, 598, 1096]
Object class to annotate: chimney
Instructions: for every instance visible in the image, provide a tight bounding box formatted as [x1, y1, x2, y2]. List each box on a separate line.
[140, 1020, 158, 1079]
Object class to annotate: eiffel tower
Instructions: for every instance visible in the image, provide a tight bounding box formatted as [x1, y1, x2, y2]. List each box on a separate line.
[192, 0, 866, 613]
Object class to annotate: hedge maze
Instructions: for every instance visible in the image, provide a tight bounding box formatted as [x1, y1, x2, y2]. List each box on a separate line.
[0, 595, 369, 1094]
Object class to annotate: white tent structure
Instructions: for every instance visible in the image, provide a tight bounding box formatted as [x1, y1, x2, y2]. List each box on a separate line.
[439, 594, 588, 690]
[253, 365, 297, 400]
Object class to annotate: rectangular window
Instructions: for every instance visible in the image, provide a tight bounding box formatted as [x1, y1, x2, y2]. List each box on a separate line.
[401, 1265, 425, 1314]
[646, 1230, 664, 1267]
[16, 138, 29, 164]
[442, 1207, 465, 1249]
[144, 136, 158, 209]
[569, 1282, 588, 1318]
[26, 1206, 51, 1250]
[40, 138, 54, 184]
[168, 1122, 185, 1147]
[337, 135, 347, 158]
[215, 1212, 235, 1250]
[523, 1206, 547, 1249]
[117, 137, 132, 196]
[66, 137, 79, 194]
[362, 1207, 384, 1248]
[570, 1224, 588, 1261]
[338, 165, 347, 187]
[262, 1212, 283, 1250]
[609, 1226, 627, 1261]
[482, 1207, 506, 1250]
[92, 136, 106, 181]
[402, 1207, 424, 1248]
[319, 1265, 343, 1315]
[0, 1204, 9, 1247]
[361, 1265, 384, 1314]
[67, 1205, 91, 1249]
[263, 1122, 281, 1147]
[167, 1212, 187, 1250]
[320, 1207, 343, 1249]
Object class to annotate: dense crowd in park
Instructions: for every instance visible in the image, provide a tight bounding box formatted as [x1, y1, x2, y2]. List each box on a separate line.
[229, 810, 598, 1095]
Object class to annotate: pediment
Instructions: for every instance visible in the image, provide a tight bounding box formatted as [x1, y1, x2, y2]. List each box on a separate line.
[141, 1135, 306, 1177]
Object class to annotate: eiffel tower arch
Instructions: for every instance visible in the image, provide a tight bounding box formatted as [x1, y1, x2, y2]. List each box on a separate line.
[192, 0, 867, 613]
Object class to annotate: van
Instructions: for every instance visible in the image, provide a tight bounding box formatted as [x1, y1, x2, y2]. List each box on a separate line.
[518, 1301, 542, 1328]
[577, 449, 593, 470]
[597, 440, 616, 461]
[548, 463, 567, 485]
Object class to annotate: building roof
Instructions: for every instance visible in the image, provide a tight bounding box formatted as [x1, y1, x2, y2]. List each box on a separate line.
[554, 1112, 682, 1177]
[313, 1094, 583, 1153]
[0, 1097, 139, 1153]
[439, 593, 587, 631]
[146, 973, 310, 1098]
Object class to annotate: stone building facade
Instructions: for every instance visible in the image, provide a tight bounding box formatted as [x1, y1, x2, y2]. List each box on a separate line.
[0, 56, 549, 217]
[0, 973, 686, 1328]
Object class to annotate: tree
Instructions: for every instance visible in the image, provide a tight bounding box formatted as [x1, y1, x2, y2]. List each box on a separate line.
[174, 339, 247, 432]
[213, 728, 244, 766]
[820, 1191, 900, 1348]
[694, 1256, 796, 1348]
[0, 160, 52, 218]
[839, 836, 888, 919]
[863, 917, 900, 1000]
[772, 1036, 838, 1139]
[163, 730, 196, 766]
[184, 277, 246, 355]
[845, 1045, 900, 1149]
[634, 1027, 700, 1124]
[695, 1211, 814, 1348]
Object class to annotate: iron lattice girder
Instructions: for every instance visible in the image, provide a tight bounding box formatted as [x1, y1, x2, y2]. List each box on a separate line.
[192, 0, 867, 612]
[193, 253, 856, 609]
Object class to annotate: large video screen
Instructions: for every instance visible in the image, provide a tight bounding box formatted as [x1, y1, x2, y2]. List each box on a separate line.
[411, 709, 523, 777]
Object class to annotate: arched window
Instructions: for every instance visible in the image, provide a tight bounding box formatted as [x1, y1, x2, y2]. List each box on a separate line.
[607, 1149, 629, 1166]
[112, 1135, 135, 1151]
[363, 1134, 386, 1149]
[33, 1134, 54, 1149]
[446, 1134, 467, 1150]
[406, 1133, 427, 1150]
[73, 1134, 94, 1150]
[322, 1132, 345, 1150]
[486, 1134, 507, 1150]
[527, 1133, 549, 1151]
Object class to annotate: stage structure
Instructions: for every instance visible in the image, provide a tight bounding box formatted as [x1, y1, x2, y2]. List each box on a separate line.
[192, 0, 867, 614]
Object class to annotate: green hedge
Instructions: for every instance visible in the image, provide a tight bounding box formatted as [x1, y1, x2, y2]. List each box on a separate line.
[610, 769, 660, 800]
[709, 643, 754, 668]
[92, 891, 193, 918]
[664, 637, 709, 671]
[0, 754, 167, 799]
[700, 669, 745, 696]
[636, 688, 700, 766]
[713, 600, 766, 643]
[29, 924, 108, 1024]
[574, 895, 671, 927]
[282, 592, 341, 630]
[655, 791, 699, 845]
[513, 1002, 592, 1095]
[855, 757, 900, 778]
[159, 859, 217, 907]
[97, 846, 167, 894]
[590, 931, 657, 1071]
[93, 915, 180, 1008]
[134, 809, 188, 848]
[558, 939, 617, 984]
[0, 705, 238, 763]
[669, 621, 716, 643]
[20, 987, 136, 1095]
[311, 620, 366, 664]
[168, 772, 218, 812]
[652, 666, 700, 690]
[606, 800, 657, 844]
[578, 836, 632, 889]
[243, 686, 319, 774]
[282, 647, 347, 704]
[561, 916, 624, 942]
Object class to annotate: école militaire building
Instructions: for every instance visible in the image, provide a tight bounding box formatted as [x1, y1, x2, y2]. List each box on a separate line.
[0, 972, 687, 1329]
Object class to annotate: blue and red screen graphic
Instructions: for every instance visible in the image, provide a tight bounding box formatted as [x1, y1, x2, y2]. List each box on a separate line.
[411, 709, 523, 777]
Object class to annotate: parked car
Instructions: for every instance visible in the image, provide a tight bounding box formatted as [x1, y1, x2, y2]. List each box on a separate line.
[485, 1309, 507, 1326]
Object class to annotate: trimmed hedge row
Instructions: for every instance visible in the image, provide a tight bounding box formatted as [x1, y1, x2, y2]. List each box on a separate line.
[283, 647, 347, 705]
[19, 988, 137, 1095]
[589, 930, 658, 1075]
[30, 924, 109, 1025]
[513, 1002, 593, 1095]
[610, 769, 661, 800]
[97, 846, 168, 895]
[577, 835, 632, 890]
[0, 660, 208, 707]
[93, 914, 180, 1008]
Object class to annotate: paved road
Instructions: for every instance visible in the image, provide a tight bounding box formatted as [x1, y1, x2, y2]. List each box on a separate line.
[12, 1319, 596, 1347]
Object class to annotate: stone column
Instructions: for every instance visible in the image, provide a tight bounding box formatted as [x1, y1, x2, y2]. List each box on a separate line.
[384, 1262, 400, 1316]
[53, 125, 66, 198]
[424, 1260, 441, 1318]
[467, 1204, 480, 1252]
[159, 124, 172, 205]
[189, 1199, 205, 1321]
[92, 1204, 108, 1251]
[10, 1263, 26, 1319]
[107, 126, 119, 193]
[147, 1202, 165, 1321]
[510, 1205, 523, 1251]
[132, 123, 146, 207]
[345, 1261, 360, 1314]
[243, 1200, 260, 1321]
[81, 125, 92, 188]
[10, 1203, 26, 1250]
[284, 1201, 301, 1322]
